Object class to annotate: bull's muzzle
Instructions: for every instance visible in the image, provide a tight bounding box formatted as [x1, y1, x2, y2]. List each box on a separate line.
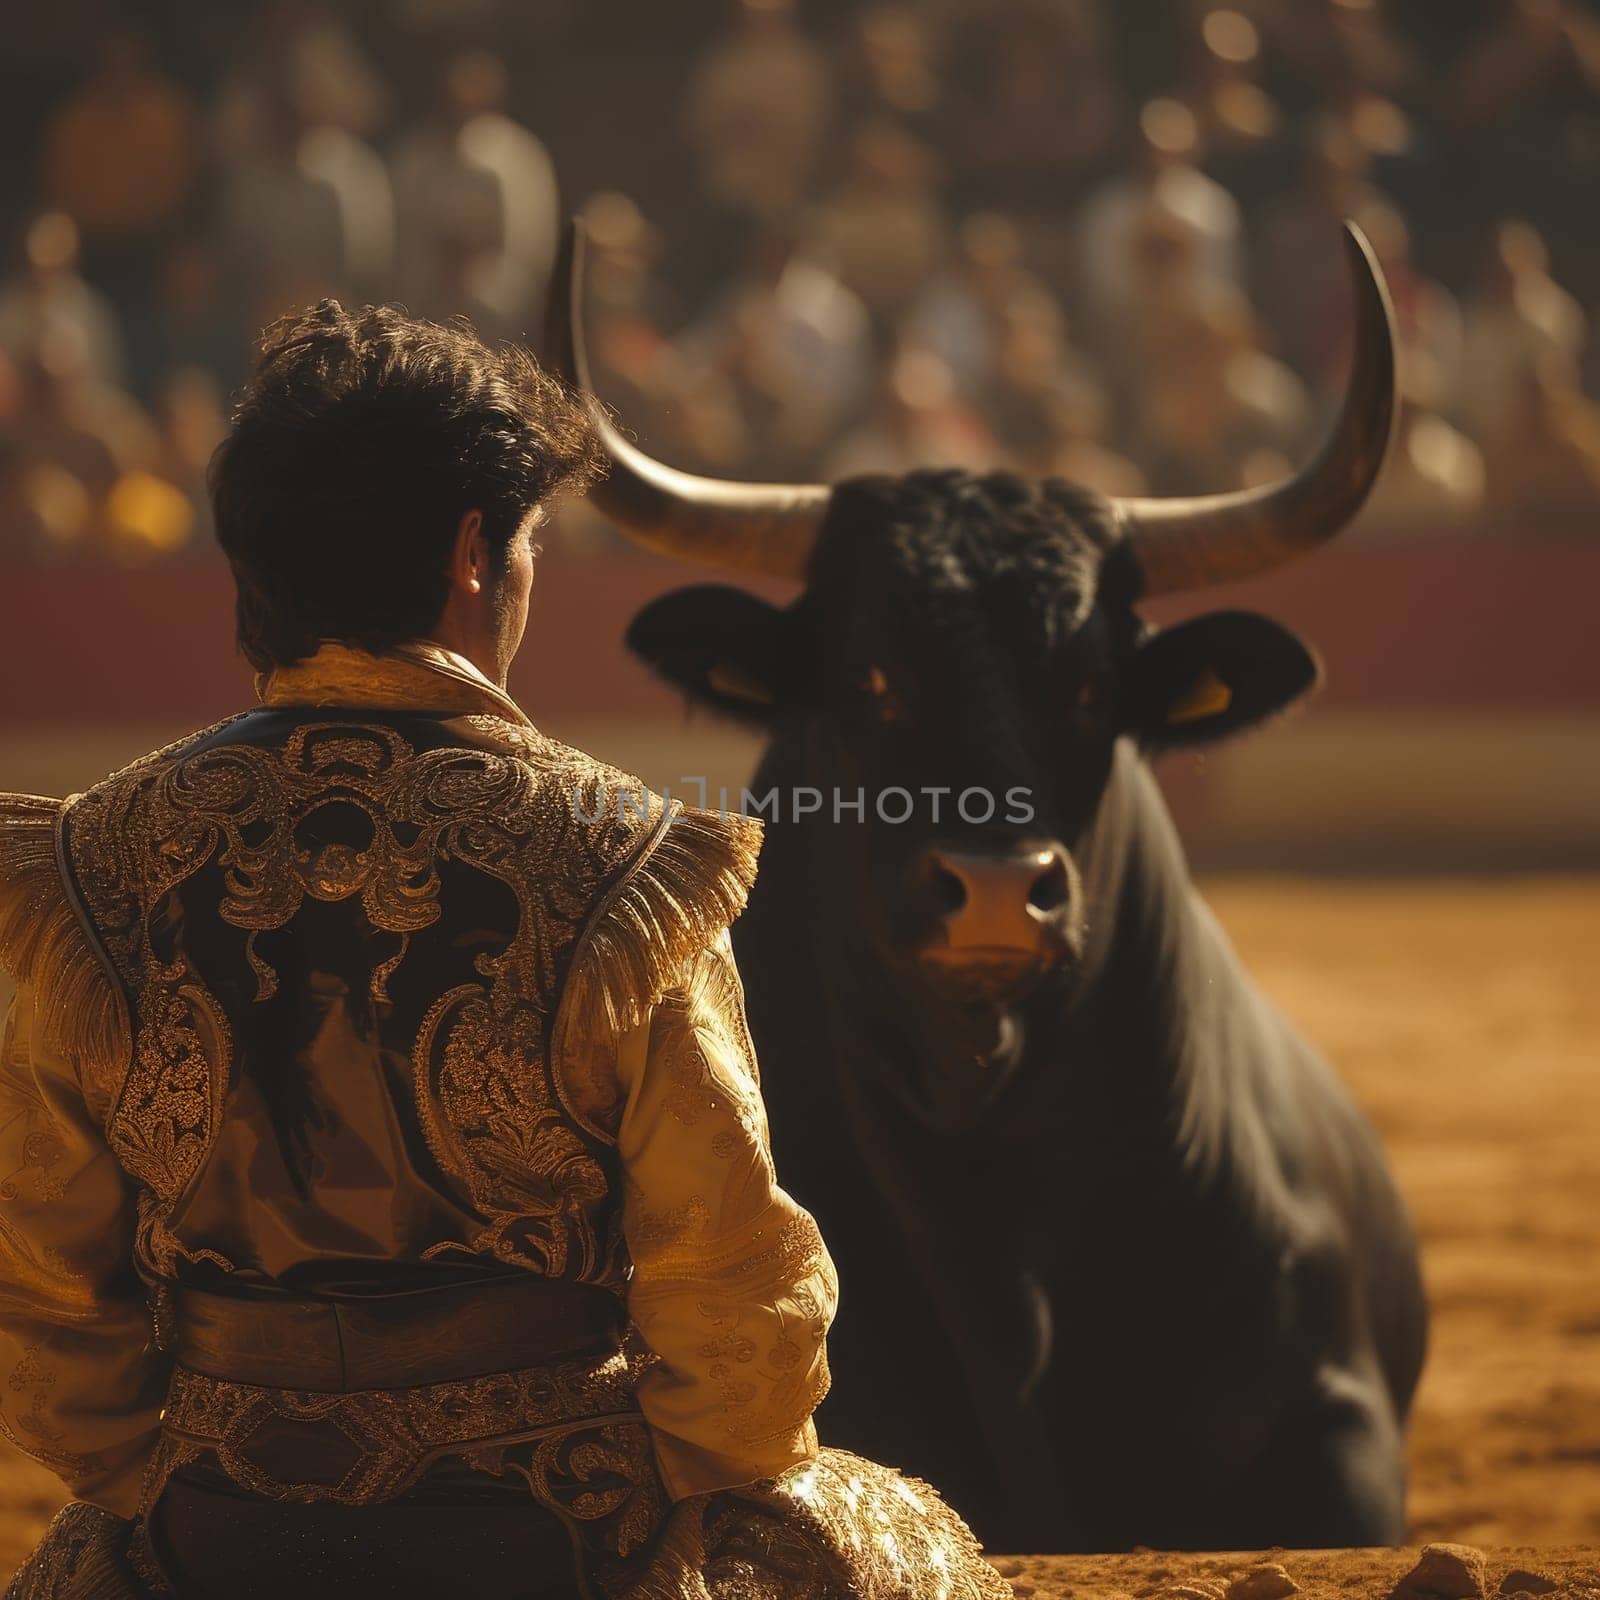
[915, 841, 1075, 1003]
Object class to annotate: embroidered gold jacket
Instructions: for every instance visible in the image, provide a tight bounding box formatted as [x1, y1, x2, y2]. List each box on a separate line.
[0, 644, 836, 1525]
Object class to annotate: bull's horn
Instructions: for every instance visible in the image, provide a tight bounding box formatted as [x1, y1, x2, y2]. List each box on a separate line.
[1115, 220, 1397, 596]
[545, 219, 831, 581]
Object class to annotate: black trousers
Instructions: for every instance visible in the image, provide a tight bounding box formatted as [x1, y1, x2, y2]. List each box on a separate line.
[144, 1472, 583, 1599]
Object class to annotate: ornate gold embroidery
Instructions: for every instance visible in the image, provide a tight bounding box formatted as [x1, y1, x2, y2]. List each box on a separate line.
[631, 1203, 834, 1456]
[414, 982, 613, 1274]
[142, 1381, 1008, 1599]
[678, 951, 770, 1155]
[144, 1343, 653, 1509]
[622, 1449, 1013, 1600]
[61, 717, 681, 1281]
[133, 1194, 234, 1284]
[110, 983, 230, 1208]
[662, 1023, 716, 1130]
[0, 1099, 69, 1206]
[506, 1418, 667, 1594]
[630, 1192, 712, 1252]
[57, 708, 765, 1291]
[0, 1087, 89, 1311]
[136, 1347, 688, 1600]
[0, 1344, 104, 1483]
[2, 1500, 145, 1600]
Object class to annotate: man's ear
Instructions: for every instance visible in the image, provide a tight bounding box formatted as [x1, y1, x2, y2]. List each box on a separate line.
[625, 585, 816, 726]
[450, 509, 488, 595]
[1120, 611, 1321, 749]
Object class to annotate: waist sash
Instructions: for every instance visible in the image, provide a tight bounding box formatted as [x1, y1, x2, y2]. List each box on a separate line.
[170, 1273, 625, 1392]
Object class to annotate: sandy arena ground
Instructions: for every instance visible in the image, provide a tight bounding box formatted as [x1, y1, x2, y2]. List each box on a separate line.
[0, 875, 1595, 1584]
[997, 1544, 1600, 1598]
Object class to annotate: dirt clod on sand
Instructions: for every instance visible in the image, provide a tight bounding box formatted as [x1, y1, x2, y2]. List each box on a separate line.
[1496, 1571, 1561, 1597]
[1396, 1543, 1490, 1599]
[1228, 1563, 1301, 1600]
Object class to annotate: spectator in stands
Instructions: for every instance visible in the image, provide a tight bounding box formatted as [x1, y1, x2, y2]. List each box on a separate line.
[0, 213, 126, 388]
[8, 321, 194, 560]
[839, 4, 945, 138]
[906, 214, 1119, 485]
[11, 326, 156, 504]
[1365, 203, 1464, 426]
[1480, 348, 1600, 515]
[1364, 406, 1487, 528]
[1434, 0, 1600, 138]
[40, 27, 197, 268]
[38, 25, 198, 387]
[1182, 9, 1285, 195]
[1250, 0, 1420, 111]
[824, 344, 996, 478]
[945, 0, 1119, 218]
[1266, 0, 1421, 172]
[674, 226, 872, 477]
[1425, 0, 1600, 249]
[1124, 227, 1312, 495]
[266, 0, 390, 138]
[905, 212, 1050, 409]
[1077, 99, 1243, 373]
[1255, 118, 1390, 382]
[391, 51, 559, 339]
[570, 192, 678, 442]
[0, 349, 94, 558]
[0, 444, 94, 559]
[807, 119, 949, 336]
[150, 238, 250, 396]
[216, 81, 393, 327]
[152, 365, 228, 545]
[683, 0, 830, 228]
[1459, 220, 1588, 450]
[1015, 383, 1148, 498]
[1335, 200, 1487, 527]
[966, 282, 1144, 494]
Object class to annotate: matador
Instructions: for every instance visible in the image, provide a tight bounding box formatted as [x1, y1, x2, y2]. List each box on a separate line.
[0, 302, 1010, 1599]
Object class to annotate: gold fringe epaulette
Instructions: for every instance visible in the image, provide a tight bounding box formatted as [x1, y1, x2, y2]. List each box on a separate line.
[575, 803, 764, 1037]
[0, 794, 129, 1080]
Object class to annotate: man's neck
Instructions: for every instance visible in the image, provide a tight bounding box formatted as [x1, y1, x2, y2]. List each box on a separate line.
[415, 625, 505, 689]
[256, 640, 533, 729]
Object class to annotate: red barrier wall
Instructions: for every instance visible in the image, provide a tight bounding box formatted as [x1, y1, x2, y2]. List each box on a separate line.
[0, 538, 1595, 725]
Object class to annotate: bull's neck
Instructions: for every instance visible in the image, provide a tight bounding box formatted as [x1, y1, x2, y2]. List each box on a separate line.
[1050, 740, 1250, 1159]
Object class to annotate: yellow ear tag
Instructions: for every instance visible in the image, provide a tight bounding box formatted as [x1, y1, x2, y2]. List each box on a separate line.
[1167, 669, 1233, 724]
[707, 661, 774, 705]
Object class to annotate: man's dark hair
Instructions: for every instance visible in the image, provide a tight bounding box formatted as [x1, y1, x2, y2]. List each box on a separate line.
[211, 300, 603, 671]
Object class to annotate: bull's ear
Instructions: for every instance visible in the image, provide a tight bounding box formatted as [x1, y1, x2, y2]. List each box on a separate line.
[625, 585, 817, 726]
[1120, 610, 1320, 749]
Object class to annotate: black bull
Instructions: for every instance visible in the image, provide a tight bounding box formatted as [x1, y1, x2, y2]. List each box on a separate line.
[548, 222, 1428, 1552]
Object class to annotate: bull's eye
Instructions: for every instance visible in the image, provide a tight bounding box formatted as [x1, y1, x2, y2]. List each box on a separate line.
[1070, 682, 1102, 723]
[860, 664, 908, 724]
[1063, 679, 1115, 740]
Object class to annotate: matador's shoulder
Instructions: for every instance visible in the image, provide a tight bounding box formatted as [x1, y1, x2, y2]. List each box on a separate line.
[450, 713, 766, 1033]
[0, 715, 249, 1098]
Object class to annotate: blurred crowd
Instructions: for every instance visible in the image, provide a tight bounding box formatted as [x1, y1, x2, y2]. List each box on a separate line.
[2, 0, 1598, 565]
